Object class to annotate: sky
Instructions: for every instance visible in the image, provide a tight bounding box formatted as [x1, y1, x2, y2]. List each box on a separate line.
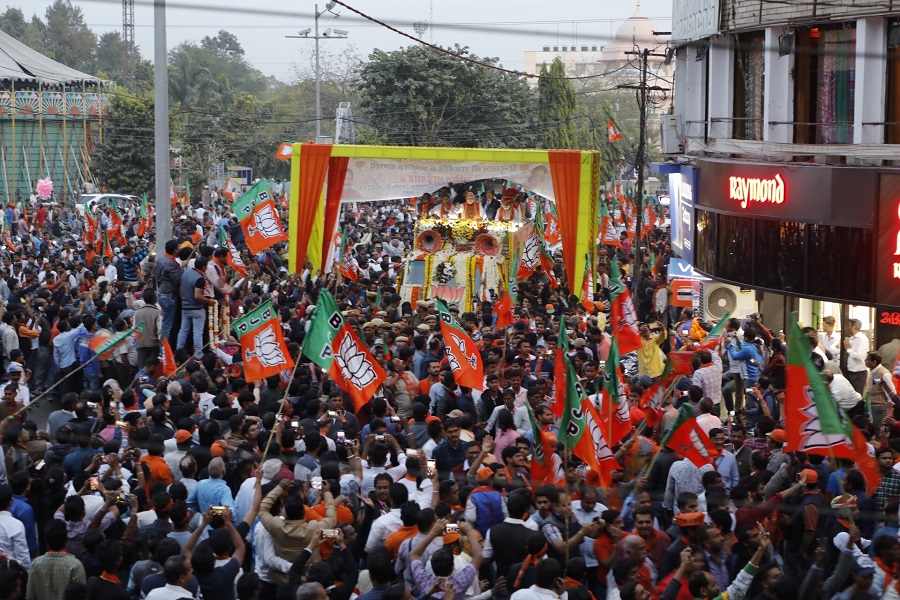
[18, 0, 673, 81]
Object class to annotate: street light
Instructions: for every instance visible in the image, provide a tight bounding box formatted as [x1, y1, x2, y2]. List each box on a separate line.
[285, 4, 348, 141]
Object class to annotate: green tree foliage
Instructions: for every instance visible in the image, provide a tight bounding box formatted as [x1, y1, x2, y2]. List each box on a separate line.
[168, 33, 273, 103]
[0, 7, 48, 54]
[537, 58, 577, 149]
[358, 45, 537, 148]
[92, 91, 156, 195]
[42, 0, 96, 72]
[94, 31, 124, 80]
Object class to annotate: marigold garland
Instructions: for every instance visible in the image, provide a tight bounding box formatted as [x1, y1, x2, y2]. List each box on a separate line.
[465, 256, 477, 313]
[423, 254, 435, 298]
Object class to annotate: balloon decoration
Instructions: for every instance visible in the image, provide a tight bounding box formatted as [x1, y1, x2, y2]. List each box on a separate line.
[416, 230, 442, 254]
[35, 178, 53, 200]
[474, 233, 500, 257]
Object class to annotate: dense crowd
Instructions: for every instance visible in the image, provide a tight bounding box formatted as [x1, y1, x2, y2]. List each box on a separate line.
[0, 186, 895, 600]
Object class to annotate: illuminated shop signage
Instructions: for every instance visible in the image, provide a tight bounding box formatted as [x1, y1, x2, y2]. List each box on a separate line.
[729, 174, 786, 209]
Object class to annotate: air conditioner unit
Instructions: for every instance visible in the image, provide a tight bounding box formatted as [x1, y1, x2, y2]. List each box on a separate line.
[701, 282, 757, 322]
[660, 114, 683, 154]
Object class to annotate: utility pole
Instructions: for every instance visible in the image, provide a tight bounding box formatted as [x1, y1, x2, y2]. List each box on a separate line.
[286, 3, 348, 143]
[153, 0, 171, 256]
[122, 0, 135, 92]
[618, 45, 668, 292]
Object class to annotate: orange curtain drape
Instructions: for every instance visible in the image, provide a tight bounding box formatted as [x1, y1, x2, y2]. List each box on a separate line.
[294, 144, 333, 271]
[322, 156, 349, 272]
[548, 150, 584, 294]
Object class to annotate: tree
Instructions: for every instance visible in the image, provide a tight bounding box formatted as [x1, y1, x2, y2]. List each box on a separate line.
[537, 58, 577, 149]
[92, 91, 157, 195]
[94, 31, 125, 79]
[358, 45, 538, 148]
[43, 0, 97, 72]
[169, 48, 219, 108]
[0, 8, 48, 55]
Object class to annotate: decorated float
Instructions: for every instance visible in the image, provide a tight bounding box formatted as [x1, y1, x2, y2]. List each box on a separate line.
[284, 144, 601, 305]
[402, 217, 528, 312]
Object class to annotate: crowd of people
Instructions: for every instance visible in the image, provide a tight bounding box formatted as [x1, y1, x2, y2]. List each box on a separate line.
[0, 185, 894, 600]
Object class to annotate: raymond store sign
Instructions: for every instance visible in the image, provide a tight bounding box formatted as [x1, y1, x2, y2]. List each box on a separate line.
[696, 160, 877, 226]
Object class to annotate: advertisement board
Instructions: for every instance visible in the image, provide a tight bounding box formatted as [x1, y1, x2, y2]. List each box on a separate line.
[670, 166, 696, 265]
[672, 0, 720, 45]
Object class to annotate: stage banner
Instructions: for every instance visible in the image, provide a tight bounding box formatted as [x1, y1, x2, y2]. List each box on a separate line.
[338, 159, 555, 202]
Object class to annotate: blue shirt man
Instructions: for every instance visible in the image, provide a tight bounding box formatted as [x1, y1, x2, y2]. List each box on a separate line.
[186, 457, 235, 521]
[10, 494, 37, 553]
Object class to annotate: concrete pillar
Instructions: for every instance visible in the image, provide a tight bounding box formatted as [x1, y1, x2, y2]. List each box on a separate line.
[764, 27, 794, 143]
[854, 17, 887, 145]
[682, 43, 708, 145]
[708, 37, 734, 140]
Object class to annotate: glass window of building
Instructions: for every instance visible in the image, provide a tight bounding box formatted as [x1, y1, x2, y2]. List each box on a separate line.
[794, 25, 856, 144]
[887, 21, 900, 143]
[733, 32, 765, 141]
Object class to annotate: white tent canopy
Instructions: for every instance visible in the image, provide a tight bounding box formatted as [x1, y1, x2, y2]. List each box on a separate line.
[0, 28, 103, 86]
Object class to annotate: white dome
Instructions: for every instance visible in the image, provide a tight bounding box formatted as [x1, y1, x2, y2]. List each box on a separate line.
[601, 4, 662, 61]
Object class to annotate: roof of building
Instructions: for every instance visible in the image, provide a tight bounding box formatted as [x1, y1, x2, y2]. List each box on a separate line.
[0, 28, 102, 85]
[601, 3, 664, 62]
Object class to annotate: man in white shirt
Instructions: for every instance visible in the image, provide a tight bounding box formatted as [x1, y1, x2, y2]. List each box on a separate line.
[234, 459, 280, 523]
[826, 370, 863, 412]
[364, 482, 407, 553]
[145, 555, 196, 600]
[0, 484, 30, 568]
[570, 487, 607, 574]
[819, 316, 841, 359]
[845, 319, 870, 395]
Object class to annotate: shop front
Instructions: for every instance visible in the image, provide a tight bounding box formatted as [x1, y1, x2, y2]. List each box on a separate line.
[690, 158, 897, 349]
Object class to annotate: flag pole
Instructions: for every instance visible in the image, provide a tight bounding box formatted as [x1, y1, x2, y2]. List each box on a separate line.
[260, 348, 304, 460]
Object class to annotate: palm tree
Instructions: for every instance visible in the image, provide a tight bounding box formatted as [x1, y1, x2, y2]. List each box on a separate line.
[169, 53, 219, 107]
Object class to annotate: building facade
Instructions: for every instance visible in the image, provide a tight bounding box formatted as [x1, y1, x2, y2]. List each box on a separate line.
[666, 0, 900, 347]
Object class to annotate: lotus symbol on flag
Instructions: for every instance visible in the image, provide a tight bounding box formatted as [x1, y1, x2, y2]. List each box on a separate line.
[245, 326, 286, 367]
[334, 333, 378, 390]
[450, 332, 478, 369]
[247, 204, 282, 239]
[688, 428, 711, 457]
[521, 234, 539, 270]
[799, 386, 852, 450]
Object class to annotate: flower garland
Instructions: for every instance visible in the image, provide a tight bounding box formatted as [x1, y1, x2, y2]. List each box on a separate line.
[209, 303, 219, 349]
[482, 255, 501, 299]
[465, 256, 477, 312]
[423, 253, 435, 298]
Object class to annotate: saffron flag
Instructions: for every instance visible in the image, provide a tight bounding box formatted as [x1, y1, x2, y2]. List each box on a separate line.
[527, 402, 556, 486]
[557, 344, 619, 487]
[169, 180, 178, 207]
[183, 181, 192, 207]
[89, 323, 144, 361]
[608, 117, 623, 143]
[275, 142, 293, 161]
[109, 208, 126, 245]
[581, 254, 595, 312]
[784, 313, 881, 491]
[303, 290, 386, 411]
[436, 298, 485, 391]
[136, 194, 151, 237]
[544, 204, 561, 246]
[660, 403, 717, 467]
[581, 399, 622, 488]
[597, 339, 632, 446]
[219, 228, 248, 277]
[609, 260, 641, 354]
[233, 300, 295, 383]
[552, 319, 569, 418]
[337, 228, 358, 281]
[234, 180, 289, 254]
[3, 229, 15, 253]
[639, 373, 677, 428]
[517, 226, 540, 280]
[599, 203, 623, 248]
[161, 335, 177, 377]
